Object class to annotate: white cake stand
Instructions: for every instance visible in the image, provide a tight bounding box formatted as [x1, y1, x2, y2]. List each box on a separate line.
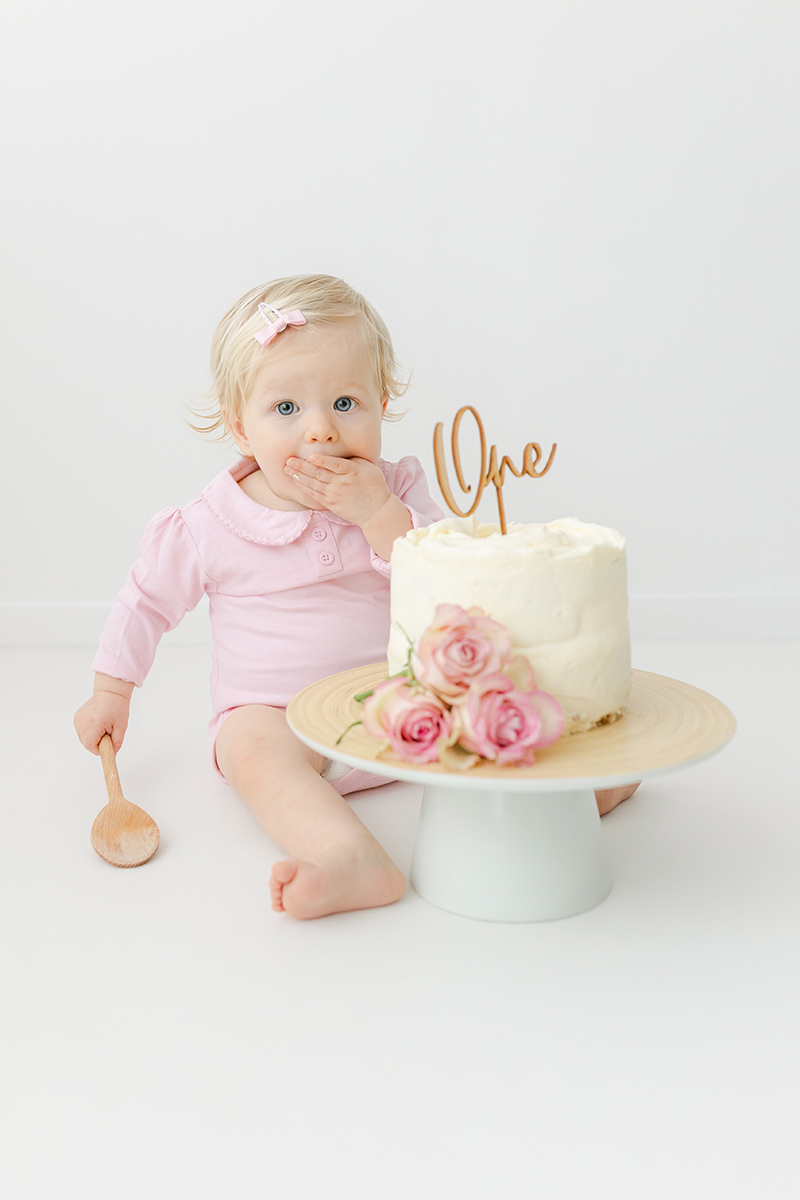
[287, 665, 736, 923]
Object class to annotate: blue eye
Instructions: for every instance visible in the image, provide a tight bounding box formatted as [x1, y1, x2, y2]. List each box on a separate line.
[276, 401, 297, 416]
[334, 396, 355, 411]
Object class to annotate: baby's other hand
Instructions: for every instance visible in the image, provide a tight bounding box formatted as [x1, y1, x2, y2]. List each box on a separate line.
[285, 454, 390, 528]
[74, 692, 131, 755]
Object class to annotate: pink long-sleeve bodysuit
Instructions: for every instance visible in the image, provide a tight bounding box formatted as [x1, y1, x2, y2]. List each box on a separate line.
[93, 455, 444, 791]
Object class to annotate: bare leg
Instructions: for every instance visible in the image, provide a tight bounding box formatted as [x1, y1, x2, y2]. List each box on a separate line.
[215, 705, 405, 919]
[595, 782, 641, 816]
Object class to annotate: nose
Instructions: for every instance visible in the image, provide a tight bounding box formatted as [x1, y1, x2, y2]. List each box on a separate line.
[303, 407, 339, 445]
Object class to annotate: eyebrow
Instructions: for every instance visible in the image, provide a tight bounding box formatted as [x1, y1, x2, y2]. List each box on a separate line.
[258, 382, 375, 400]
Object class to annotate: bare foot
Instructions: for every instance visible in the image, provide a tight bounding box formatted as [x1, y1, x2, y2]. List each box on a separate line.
[595, 781, 641, 816]
[270, 849, 406, 919]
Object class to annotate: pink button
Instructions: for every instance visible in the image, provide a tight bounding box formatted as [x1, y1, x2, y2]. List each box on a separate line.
[318, 552, 334, 565]
[311, 527, 327, 541]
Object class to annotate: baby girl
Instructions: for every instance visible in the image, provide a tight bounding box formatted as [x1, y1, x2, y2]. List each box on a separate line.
[74, 274, 637, 920]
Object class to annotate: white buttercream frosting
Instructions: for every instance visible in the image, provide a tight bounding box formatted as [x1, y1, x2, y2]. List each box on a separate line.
[388, 515, 631, 733]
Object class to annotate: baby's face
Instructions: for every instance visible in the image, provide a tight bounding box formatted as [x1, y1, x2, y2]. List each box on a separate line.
[228, 321, 387, 511]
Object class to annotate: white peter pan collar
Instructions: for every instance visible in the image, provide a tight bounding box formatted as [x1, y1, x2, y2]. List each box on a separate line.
[200, 458, 369, 547]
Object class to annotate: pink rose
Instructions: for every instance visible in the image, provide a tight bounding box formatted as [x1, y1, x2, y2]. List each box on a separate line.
[361, 675, 454, 764]
[453, 672, 564, 766]
[413, 604, 513, 698]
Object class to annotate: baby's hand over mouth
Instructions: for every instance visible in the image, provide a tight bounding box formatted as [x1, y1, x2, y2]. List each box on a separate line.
[285, 453, 391, 527]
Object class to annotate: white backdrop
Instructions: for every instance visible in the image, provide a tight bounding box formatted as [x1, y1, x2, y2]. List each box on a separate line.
[2, 0, 798, 642]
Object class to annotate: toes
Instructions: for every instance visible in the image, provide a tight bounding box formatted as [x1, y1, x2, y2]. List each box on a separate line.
[272, 860, 300, 885]
[269, 878, 285, 911]
[270, 860, 300, 912]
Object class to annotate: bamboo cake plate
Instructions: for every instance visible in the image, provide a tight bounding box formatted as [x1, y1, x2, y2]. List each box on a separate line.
[287, 666, 736, 790]
[287, 666, 736, 922]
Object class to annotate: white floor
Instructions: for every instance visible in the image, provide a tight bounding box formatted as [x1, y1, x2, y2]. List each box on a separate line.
[2, 640, 798, 1200]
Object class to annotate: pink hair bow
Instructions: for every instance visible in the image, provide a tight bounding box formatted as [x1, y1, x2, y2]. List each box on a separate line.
[253, 302, 307, 345]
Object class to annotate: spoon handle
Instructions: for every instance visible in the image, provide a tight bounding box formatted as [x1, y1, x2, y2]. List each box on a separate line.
[99, 734, 125, 806]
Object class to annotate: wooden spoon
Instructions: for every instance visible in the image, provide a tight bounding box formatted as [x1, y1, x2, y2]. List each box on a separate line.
[91, 735, 160, 867]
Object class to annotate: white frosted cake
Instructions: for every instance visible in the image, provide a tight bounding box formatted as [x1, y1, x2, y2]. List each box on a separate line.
[388, 516, 631, 734]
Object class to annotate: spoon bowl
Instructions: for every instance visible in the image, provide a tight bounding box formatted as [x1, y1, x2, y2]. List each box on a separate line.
[91, 735, 160, 867]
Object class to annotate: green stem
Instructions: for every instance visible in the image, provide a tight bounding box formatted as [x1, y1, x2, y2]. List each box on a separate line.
[335, 719, 362, 746]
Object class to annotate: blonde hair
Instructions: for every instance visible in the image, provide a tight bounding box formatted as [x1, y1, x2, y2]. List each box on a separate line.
[190, 274, 408, 442]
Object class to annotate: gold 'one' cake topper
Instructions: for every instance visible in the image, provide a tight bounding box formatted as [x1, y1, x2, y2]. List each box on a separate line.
[433, 406, 556, 534]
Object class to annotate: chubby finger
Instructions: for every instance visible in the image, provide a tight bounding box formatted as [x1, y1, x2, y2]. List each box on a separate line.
[285, 469, 328, 502]
[98, 723, 126, 756]
[285, 458, 325, 485]
[306, 453, 355, 474]
[285, 463, 325, 490]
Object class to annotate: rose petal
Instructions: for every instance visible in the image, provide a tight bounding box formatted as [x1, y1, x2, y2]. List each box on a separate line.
[503, 655, 538, 692]
[527, 690, 565, 747]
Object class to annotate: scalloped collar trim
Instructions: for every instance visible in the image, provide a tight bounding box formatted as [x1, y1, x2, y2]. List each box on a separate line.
[201, 458, 354, 546]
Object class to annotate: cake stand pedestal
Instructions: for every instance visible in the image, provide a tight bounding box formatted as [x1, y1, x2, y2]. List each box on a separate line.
[287, 666, 736, 923]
